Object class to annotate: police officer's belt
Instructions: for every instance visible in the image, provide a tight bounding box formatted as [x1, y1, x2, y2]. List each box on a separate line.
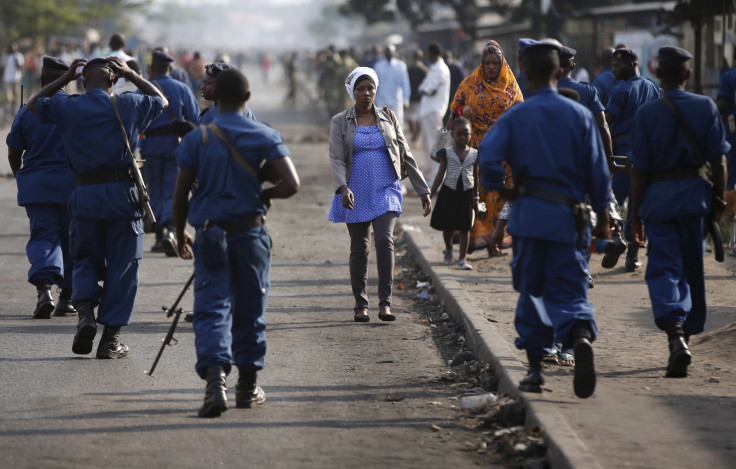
[518, 186, 576, 207]
[647, 166, 708, 183]
[76, 168, 133, 186]
[144, 125, 178, 138]
[219, 213, 266, 235]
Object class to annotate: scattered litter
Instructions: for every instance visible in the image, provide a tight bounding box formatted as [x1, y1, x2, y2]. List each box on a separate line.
[459, 392, 498, 412]
[382, 395, 406, 402]
[417, 290, 431, 300]
[426, 401, 442, 406]
[431, 424, 442, 432]
[441, 312, 450, 321]
[416, 281, 431, 288]
[709, 377, 720, 383]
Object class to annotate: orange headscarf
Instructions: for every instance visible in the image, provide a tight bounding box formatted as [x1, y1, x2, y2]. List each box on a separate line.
[450, 40, 523, 148]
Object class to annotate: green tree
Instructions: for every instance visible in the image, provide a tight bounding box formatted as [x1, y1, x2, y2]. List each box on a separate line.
[0, 0, 149, 45]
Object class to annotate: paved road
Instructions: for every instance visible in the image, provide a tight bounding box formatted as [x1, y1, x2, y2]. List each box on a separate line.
[0, 71, 495, 468]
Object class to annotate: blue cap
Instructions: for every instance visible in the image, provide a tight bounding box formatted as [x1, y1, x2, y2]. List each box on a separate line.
[560, 46, 576, 61]
[522, 41, 563, 60]
[205, 62, 233, 78]
[518, 38, 539, 52]
[657, 46, 692, 63]
[151, 50, 174, 64]
[42, 56, 69, 72]
[612, 48, 638, 63]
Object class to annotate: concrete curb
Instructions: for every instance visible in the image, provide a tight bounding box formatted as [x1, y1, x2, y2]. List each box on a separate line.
[399, 222, 603, 469]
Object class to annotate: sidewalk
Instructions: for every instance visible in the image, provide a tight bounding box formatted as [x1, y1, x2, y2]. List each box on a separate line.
[398, 199, 736, 469]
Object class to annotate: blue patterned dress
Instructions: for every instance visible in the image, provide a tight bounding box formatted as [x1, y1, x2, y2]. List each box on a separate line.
[328, 124, 403, 223]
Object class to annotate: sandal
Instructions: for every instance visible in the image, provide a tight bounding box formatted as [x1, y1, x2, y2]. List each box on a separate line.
[557, 351, 575, 366]
[443, 249, 454, 265]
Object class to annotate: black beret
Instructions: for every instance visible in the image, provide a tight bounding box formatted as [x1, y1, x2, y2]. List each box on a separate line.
[612, 48, 638, 63]
[560, 46, 576, 61]
[205, 62, 233, 78]
[522, 41, 562, 60]
[657, 46, 692, 63]
[42, 56, 69, 72]
[151, 50, 174, 64]
[83, 58, 112, 74]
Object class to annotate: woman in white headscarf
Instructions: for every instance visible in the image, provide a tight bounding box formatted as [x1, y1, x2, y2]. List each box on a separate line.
[328, 67, 432, 323]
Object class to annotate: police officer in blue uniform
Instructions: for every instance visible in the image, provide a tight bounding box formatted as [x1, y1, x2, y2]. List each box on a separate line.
[173, 69, 300, 417]
[592, 47, 616, 107]
[479, 42, 612, 399]
[7, 57, 77, 318]
[630, 46, 729, 378]
[28, 56, 167, 358]
[605, 48, 662, 271]
[141, 50, 199, 256]
[716, 57, 736, 190]
[515, 38, 537, 99]
[199, 62, 256, 125]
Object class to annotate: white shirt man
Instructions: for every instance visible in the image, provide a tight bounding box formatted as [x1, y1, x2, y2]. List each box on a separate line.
[418, 44, 451, 180]
[373, 45, 411, 125]
[2, 44, 24, 112]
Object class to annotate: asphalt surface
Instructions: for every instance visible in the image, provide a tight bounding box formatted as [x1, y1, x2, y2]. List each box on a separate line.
[2, 67, 735, 469]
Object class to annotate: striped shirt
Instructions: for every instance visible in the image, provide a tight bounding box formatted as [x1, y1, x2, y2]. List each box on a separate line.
[442, 147, 477, 191]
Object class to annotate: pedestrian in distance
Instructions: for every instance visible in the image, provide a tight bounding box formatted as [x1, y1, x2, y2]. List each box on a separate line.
[429, 117, 479, 270]
[328, 67, 432, 323]
[27, 56, 168, 359]
[6, 56, 77, 319]
[418, 42, 451, 182]
[173, 68, 300, 418]
[629, 46, 729, 378]
[479, 42, 613, 399]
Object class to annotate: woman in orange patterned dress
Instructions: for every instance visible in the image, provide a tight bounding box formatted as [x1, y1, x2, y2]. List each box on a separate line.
[450, 40, 523, 256]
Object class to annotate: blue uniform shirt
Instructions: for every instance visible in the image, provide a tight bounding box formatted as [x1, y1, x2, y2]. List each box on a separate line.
[479, 87, 611, 244]
[177, 111, 290, 227]
[517, 70, 530, 99]
[607, 76, 662, 155]
[36, 88, 165, 219]
[141, 75, 200, 156]
[198, 105, 257, 125]
[592, 68, 616, 107]
[716, 68, 736, 125]
[558, 77, 605, 115]
[6, 103, 75, 206]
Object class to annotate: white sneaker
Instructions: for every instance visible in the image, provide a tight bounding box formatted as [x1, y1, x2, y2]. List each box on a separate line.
[457, 259, 472, 270]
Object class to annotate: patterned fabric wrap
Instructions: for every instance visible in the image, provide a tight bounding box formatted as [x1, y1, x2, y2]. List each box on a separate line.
[450, 40, 523, 245]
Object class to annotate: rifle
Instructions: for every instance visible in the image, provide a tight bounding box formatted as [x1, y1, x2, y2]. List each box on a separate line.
[110, 95, 157, 232]
[19, 84, 23, 108]
[147, 272, 195, 377]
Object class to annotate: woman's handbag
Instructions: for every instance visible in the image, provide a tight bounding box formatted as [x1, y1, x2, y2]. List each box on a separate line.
[430, 127, 454, 162]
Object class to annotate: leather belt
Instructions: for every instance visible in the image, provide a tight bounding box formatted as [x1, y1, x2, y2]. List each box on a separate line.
[219, 213, 266, 235]
[518, 186, 576, 207]
[648, 166, 707, 183]
[76, 168, 132, 186]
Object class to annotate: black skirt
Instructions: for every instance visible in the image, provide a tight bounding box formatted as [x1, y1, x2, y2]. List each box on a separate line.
[430, 179, 474, 231]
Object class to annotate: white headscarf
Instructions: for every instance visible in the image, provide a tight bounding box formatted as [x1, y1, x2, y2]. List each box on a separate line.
[344, 67, 379, 101]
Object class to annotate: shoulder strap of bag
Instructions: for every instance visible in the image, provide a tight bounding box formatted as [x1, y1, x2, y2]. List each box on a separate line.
[205, 122, 259, 177]
[110, 95, 136, 160]
[660, 96, 705, 167]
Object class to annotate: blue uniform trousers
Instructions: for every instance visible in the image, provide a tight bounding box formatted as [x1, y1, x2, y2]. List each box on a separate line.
[726, 133, 736, 190]
[69, 218, 144, 326]
[24, 204, 72, 288]
[144, 152, 177, 227]
[644, 217, 706, 336]
[511, 236, 598, 357]
[192, 225, 271, 379]
[611, 171, 633, 241]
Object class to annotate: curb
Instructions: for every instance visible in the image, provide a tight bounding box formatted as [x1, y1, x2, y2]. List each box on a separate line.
[399, 221, 603, 469]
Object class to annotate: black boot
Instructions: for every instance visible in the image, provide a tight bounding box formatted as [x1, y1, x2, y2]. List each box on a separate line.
[53, 288, 77, 317]
[665, 322, 691, 378]
[518, 351, 544, 393]
[72, 302, 97, 355]
[236, 369, 266, 408]
[625, 243, 642, 272]
[199, 366, 228, 418]
[33, 283, 55, 319]
[571, 322, 596, 399]
[96, 326, 130, 359]
[161, 223, 178, 258]
[601, 232, 627, 269]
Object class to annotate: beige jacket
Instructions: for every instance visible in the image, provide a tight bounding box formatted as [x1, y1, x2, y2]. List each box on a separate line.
[329, 106, 430, 195]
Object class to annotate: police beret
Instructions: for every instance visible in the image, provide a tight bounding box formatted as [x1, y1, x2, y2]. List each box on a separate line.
[612, 48, 638, 63]
[518, 38, 538, 52]
[83, 58, 112, 74]
[559, 46, 576, 61]
[657, 46, 692, 63]
[205, 62, 234, 78]
[522, 42, 562, 60]
[151, 50, 174, 64]
[42, 56, 69, 72]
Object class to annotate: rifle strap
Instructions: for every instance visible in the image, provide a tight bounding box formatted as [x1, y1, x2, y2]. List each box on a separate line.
[659, 96, 706, 168]
[110, 95, 137, 165]
[205, 123, 260, 177]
